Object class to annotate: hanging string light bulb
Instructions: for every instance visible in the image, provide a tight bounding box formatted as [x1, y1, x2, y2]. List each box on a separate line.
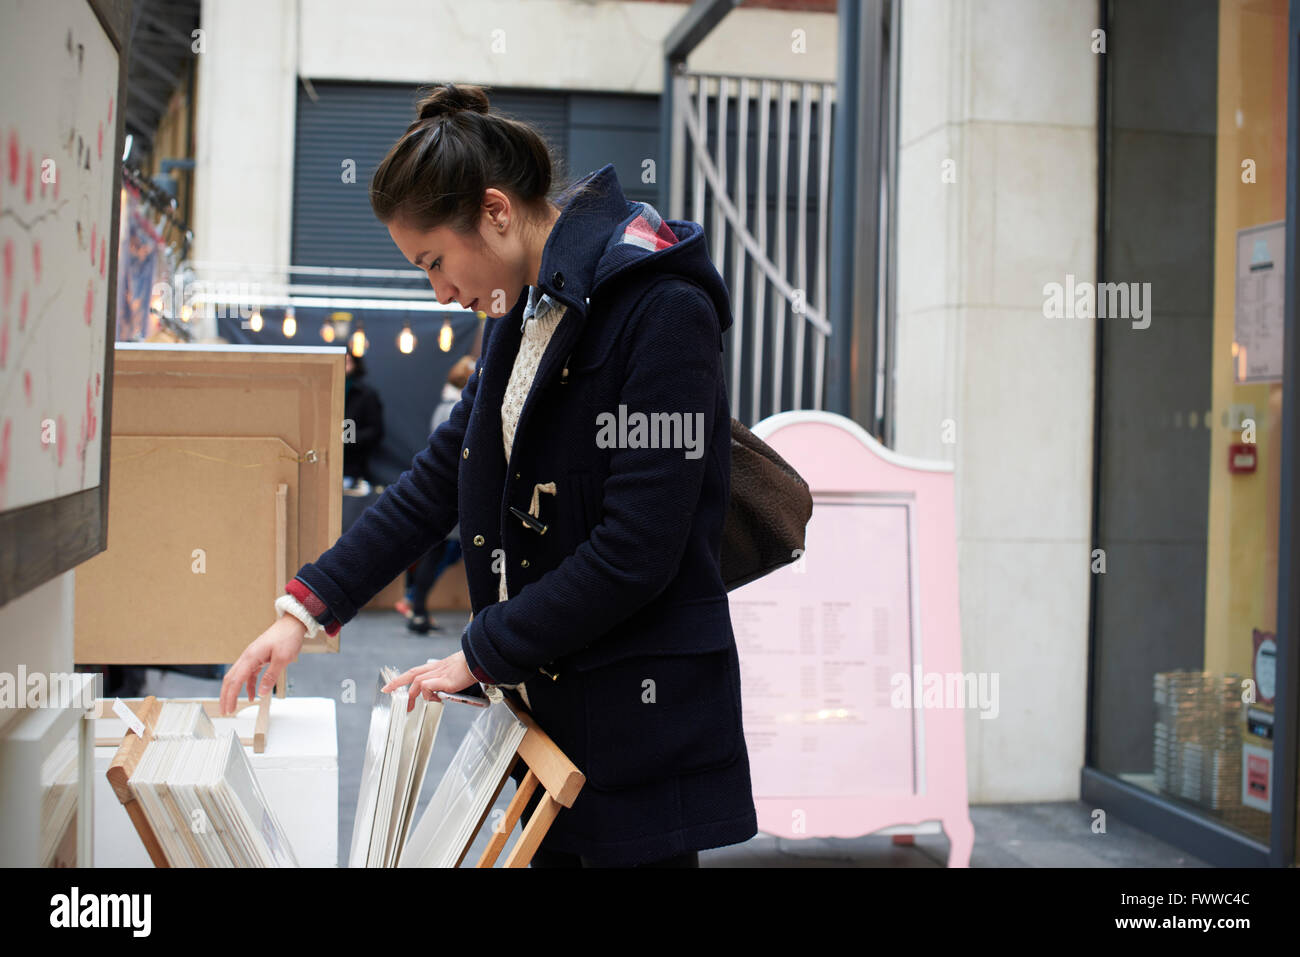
[350, 323, 368, 357]
[321, 321, 335, 343]
[398, 323, 416, 354]
[439, 316, 454, 352]
[282, 306, 297, 338]
[248, 307, 262, 332]
[329, 311, 352, 346]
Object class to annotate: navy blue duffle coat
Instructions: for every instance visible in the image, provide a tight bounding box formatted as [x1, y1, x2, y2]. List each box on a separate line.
[294, 162, 758, 865]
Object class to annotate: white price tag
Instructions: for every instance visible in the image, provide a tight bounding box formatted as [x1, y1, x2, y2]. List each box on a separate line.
[113, 697, 147, 739]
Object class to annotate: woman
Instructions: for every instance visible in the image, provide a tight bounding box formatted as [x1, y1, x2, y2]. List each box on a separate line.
[220, 82, 756, 868]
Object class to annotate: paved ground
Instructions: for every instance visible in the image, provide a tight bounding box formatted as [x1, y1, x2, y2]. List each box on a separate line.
[130, 608, 1208, 868]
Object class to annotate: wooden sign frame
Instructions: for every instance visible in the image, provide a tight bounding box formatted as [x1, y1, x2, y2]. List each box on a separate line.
[734, 410, 974, 867]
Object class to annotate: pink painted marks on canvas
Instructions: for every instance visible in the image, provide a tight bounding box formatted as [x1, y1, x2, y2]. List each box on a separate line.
[6, 130, 17, 186]
[2, 238, 12, 307]
[84, 280, 94, 325]
[83, 378, 97, 442]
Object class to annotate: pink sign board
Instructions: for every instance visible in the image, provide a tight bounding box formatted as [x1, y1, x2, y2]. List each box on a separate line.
[729, 411, 973, 866]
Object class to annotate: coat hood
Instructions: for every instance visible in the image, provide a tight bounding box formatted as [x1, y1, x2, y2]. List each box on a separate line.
[534, 163, 734, 340]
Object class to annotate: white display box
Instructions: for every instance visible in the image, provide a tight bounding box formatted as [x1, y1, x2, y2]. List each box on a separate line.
[93, 696, 338, 867]
[0, 673, 98, 867]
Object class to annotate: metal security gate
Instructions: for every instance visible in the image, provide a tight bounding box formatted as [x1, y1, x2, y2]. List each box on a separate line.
[671, 70, 836, 425]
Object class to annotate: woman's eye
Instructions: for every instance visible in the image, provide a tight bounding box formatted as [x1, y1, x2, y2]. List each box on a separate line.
[430, 259, 441, 271]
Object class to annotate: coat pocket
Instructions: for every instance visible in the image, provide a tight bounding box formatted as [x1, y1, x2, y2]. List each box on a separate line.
[575, 596, 742, 791]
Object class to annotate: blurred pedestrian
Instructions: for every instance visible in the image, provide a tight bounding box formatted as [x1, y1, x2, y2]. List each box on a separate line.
[343, 350, 385, 490]
[402, 355, 476, 633]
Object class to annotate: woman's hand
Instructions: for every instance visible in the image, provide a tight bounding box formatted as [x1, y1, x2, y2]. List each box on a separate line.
[219, 615, 307, 715]
[382, 651, 476, 712]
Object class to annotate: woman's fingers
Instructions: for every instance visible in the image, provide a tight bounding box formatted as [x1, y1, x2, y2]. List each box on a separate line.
[383, 659, 444, 693]
[256, 647, 294, 699]
[257, 664, 279, 698]
[407, 673, 454, 712]
[220, 648, 263, 715]
[219, 659, 248, 715]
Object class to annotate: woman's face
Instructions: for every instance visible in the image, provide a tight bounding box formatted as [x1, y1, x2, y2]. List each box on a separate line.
[387, 188, 527, 318]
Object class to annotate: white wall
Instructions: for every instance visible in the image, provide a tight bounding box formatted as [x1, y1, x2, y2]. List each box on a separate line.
[894, 0, 1098, 802]
[296, 0, 836, 89]
[0, 571, 77, 687]
[192, 0, 836, 273]
[193, 0, 300, 275]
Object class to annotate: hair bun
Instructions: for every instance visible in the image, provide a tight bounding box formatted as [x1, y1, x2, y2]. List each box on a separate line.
[415, 83, 491, 122]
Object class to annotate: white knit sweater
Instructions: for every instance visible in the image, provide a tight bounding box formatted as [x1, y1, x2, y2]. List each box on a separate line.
[494, 285, 568, 707]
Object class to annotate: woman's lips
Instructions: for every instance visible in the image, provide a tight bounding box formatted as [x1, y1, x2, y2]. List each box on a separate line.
[468, 298, 478, 312]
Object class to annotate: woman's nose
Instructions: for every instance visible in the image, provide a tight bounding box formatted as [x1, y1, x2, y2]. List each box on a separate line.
[428, 275, 456, 306]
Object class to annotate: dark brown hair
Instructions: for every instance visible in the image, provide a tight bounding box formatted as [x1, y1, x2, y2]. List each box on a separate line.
[369, 82, 599, 239]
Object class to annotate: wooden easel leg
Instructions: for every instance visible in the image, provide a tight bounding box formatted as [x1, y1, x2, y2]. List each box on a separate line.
[123, 798, 170, 867]
[502, 793, 561, 869]
[477, 768, 539, 868]
[254, 692, 271, 753]
[273, 482, 289, 704]
[106, 696, 169, 867]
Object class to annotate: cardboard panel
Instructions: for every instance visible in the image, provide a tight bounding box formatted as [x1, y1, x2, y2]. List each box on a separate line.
[76, 436, 300, 664]
[96, 344, 344, 654]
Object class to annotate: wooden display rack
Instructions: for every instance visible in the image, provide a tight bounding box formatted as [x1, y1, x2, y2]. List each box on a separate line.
[92, 692, 278, 752]
[463, 690, 585, 868]
[104, 694, 292, 867]
[106, 691, 585, 868]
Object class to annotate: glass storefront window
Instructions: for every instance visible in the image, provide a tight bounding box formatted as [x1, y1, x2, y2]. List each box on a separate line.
[1092, 0, 1290, 851]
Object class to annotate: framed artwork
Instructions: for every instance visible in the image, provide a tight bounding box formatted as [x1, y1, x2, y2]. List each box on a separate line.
[0, 0, 130, 606]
